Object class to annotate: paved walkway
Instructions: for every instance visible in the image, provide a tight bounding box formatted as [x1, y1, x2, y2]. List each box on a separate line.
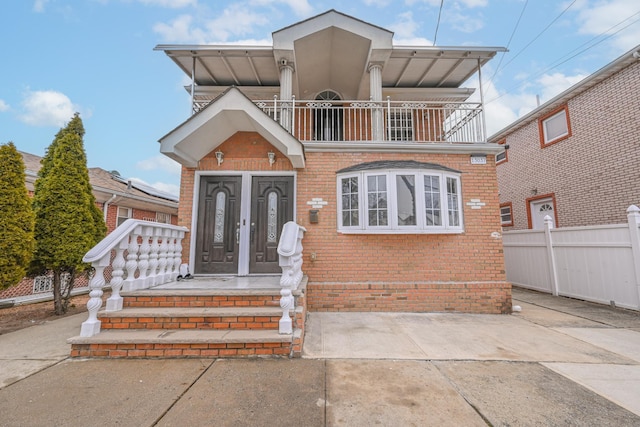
[0, 288, 639, 426]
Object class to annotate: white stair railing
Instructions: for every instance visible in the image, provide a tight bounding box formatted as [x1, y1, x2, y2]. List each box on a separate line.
[277, 221, 306, 334]
[79, 219, 188, 337]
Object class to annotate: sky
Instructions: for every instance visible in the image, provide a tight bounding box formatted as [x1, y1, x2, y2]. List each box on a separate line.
[1, 0, 639, 196]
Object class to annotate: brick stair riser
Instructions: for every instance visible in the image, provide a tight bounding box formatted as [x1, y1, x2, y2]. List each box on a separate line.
[100, 316, 282, 330]
[123, 295, 281, 308]
[71, 342, 292, 358]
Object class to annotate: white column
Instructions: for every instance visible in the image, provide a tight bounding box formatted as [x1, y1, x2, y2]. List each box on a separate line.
[279, 62, 294, 131]
[369, 63, 384, 141]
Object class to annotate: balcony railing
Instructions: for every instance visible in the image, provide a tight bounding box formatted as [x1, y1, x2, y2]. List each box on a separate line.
[196, 96, 486, 143]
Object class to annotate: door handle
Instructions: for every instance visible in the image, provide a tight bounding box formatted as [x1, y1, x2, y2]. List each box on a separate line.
[250, 222, 255, 243]
[235, 222, 240, 245]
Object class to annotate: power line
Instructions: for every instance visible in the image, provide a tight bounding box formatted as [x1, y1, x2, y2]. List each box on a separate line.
[486, 11, 640, 106]
[486, 0, 528, 87]
[432, 0, 444, 46]
[490, 0, 578, 86]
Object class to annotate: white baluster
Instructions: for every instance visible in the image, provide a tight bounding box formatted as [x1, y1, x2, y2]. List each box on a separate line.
[148, 233, 160, 287]
[80, 256, 109, 337]
[106, 240, 127, 311]
[138, 226, 152, 289]
[157, 229, 169, 284]
[122, 228, 141, 292]
[166, 231, 176, 280]
[173, 231, 184, 281]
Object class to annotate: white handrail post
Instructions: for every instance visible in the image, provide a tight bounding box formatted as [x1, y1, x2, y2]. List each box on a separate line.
[105, 239, 128, 311]
[277, 222, 306, 334]
[543, 215, 559, 296]
[626, 205, 640, 310]
[80, 255, 109, 337]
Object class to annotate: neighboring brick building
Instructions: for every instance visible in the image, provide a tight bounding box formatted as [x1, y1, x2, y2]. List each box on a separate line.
[491, 45, 640, 230]
[157, 10, 510, 313]
[0, 151, 179, 301]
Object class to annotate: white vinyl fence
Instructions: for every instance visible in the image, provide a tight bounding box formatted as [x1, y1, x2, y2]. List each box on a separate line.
[502, 205, 640, 311]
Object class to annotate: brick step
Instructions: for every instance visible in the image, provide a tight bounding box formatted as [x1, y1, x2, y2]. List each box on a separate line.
[99, 306, 299, 330]
[69, 329, 301, 358]
[122, 289, 291, 308]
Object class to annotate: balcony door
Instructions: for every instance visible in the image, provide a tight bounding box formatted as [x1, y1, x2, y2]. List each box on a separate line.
[195, 175, 294, 275]
[314, 90, 343, 141]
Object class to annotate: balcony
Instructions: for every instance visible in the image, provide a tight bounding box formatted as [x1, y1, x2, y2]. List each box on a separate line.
[194, 97, 486, 144]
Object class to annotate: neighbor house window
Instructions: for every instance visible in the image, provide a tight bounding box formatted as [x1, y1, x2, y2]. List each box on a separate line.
[117, 207, 131, 226]
[156, 212, 172, 224]
[337, 162, 463, 233]
[496, 138, 508, 164]
[500, 202, 513, 227]
[539, 105, 571, 147]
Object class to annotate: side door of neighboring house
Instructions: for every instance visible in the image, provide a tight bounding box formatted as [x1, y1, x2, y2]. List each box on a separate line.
[530, 198, 555, 229]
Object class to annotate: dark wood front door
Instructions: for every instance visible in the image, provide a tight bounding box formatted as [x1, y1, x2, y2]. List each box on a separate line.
[249, 176, 294, 274]
[195, 176, 242, 274]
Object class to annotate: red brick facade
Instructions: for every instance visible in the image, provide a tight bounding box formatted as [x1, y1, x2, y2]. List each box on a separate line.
[495, 58, 640, 230]
[178, 131, 511, 314]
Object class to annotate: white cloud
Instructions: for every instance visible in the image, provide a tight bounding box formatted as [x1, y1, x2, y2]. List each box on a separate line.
[405, 0, 487, 7]
[575, 0, 640, 51]
[137, 0, 197, 7]
[0, 99, 9, 112]
[389, 11, 434, 45]
[136, 155, 182, 176]
[33, 0, 49, 12]
[249, 0, 313, 17]
[363, 0, 392, 6]
[154, 5, 270, 43]
[19, 90, 82, 127]
[449, 12, 485, 33]
[537, 72, 587, 102]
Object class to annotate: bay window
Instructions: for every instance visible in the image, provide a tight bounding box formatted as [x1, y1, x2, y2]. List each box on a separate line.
[337, 163, 463, 233]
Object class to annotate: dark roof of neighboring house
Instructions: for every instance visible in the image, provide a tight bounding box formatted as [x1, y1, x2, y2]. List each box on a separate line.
[488, 44, 640, 143]
[19, 151, 178, 212]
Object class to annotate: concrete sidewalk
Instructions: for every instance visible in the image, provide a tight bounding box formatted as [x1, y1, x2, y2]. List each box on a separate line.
[0, 288, 639, 426]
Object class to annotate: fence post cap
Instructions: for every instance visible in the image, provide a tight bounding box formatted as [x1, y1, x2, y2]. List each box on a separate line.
[627, 205, 640, 214]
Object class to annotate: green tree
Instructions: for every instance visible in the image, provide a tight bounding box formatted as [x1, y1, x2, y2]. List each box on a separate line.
[31, 115, 106, 314]
[0, 142, 35, 289]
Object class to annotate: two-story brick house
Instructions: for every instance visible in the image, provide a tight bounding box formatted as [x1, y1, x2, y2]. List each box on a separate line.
[156, 10, 510, 313]
[491, 44, 640, 230]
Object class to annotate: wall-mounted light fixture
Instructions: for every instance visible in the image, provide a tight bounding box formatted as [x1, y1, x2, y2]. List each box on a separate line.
[215, 150, 224, 166]
[267, 151, 276, 166]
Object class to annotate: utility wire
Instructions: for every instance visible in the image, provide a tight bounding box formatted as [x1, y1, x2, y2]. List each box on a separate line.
[488, 0, 578, 88]
[433, 0, 444, 46]
[486, 11, 640, 105]
[486, 0, 529, 87]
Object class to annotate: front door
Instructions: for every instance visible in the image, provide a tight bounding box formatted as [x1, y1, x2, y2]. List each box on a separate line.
[195, 176, 242, 274]
[249, 176, 294, 273]
[194, 175, 294, 275]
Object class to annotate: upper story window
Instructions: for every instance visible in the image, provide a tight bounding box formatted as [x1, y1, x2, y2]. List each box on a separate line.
[337, 161, 463, 234]
[539, 105, 571, 147]
[496, 138, 508, 164]
[117, 207, 131, 227]
[156, 212, 172, 224]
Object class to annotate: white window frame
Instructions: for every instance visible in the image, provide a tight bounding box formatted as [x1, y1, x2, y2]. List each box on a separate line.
[500, 204, 513, 226]
[541, 108, 569, 145]
[117, 207, 131, 227]
[337, 169, 463, 234]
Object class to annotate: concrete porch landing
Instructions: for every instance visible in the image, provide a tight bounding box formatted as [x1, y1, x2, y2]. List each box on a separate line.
[151, 275, 282, 290]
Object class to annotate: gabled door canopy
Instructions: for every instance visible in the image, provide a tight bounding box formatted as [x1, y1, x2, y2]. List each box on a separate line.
[159, 87, 305, 168]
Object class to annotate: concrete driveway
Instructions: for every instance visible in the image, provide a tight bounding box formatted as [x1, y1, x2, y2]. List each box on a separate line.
[1, 288, 639, 426]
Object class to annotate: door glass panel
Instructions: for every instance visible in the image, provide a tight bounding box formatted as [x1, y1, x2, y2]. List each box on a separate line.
[267, 191, 278, 243]
[396, 175, 416, 226]
[213, 192, 225, 243]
